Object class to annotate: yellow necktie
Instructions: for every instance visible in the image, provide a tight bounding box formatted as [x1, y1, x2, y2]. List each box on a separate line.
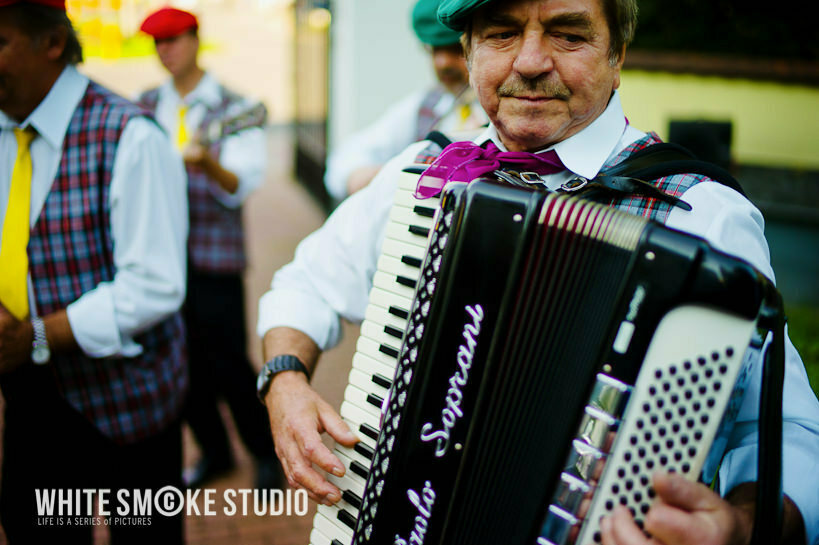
[0, 128, 36, 320]
[176, 104, 189, 151]
[458, 103, 472, 129]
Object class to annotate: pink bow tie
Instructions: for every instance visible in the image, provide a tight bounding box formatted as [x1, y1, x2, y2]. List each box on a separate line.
[415, 140, 565, 199]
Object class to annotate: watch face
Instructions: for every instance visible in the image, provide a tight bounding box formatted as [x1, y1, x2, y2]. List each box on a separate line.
[256, 367, 271, 396]
[32, 346, 50, 365]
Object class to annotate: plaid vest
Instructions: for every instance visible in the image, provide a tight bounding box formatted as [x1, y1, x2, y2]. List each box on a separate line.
[415, 87, 447, 142]
[27, 82, 187, 445]
[412, 132, 707, 224]
[139, 84, 263, 273]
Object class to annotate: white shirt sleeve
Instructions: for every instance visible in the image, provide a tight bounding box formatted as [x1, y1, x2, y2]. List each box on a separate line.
[258, 141, 428, 349]
[324, 91, 426, 201]
[66, 116, 189, 357]
[667, 181, 819, 545]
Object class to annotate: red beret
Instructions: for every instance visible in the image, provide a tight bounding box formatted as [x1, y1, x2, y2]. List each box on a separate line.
[0, 0, 66, 9]
[140, 7, 198, 40]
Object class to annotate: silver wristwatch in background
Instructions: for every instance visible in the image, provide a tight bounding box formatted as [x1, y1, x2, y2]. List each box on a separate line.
[30, 316, 51, 365]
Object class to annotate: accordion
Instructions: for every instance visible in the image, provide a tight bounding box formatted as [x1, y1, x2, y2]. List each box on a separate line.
[311, 175, 781, 545]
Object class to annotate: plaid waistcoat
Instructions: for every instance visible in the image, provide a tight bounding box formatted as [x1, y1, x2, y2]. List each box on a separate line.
[27, 82, 187, 445]
[415, 87, 447, 142]
[413, 132, 708, 223]
[139, 84, 258, 273]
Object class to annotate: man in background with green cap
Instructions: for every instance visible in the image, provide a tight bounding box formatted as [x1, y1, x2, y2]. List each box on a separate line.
[323, 0, 487, 202]
[258, 1, 819, 544]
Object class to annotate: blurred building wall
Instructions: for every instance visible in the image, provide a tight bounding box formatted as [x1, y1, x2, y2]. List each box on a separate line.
[327, 0, 434, 152]
[620, 71, 819, 170]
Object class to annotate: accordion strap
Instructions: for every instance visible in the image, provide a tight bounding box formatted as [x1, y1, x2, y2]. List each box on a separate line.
[558, 142, 747, 209]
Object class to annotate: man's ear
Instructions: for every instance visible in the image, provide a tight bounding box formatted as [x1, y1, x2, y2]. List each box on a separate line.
[612, 45, 626, 90]
[44, 26, 68, 62]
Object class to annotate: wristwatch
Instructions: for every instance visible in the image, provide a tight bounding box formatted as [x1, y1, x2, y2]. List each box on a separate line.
[256, 355, 310, 403]
[30, 316, 51, 365]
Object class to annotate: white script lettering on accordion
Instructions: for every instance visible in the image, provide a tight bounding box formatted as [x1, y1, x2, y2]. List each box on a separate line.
[419, 304, 485, 457]
[392, 480, 437, 545]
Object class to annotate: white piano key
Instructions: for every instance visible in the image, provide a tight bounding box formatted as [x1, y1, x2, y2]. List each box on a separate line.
[372, 270, 416, 302]
[341, 417, 378, 450]
[320, 501, 359, 534]
[376, 254, 421, 285]
[363, 304, 410, 335]
[315, 507, 353, 539]
[343, 384, 383, 420]
[340, 401, 381, 438]
[384, 221, 430, 249]
[388, 205, 436, 232]
[337, 444, 373, 471]
[360, 321, 403, 355]
[366, 287, 413, 315]
[379, 237, 428, 263]
[310, 526, 347, 545]
[328, 472, 366, 508]
[347, 368, 388, 399]
[350, 351, 398, 384]
[396, 170, 426, 191]
[355, 333, 401, 368]
[333, 446, 368, 488]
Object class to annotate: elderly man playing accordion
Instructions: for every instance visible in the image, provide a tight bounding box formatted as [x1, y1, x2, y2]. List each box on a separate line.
[256, 1, 819, 544]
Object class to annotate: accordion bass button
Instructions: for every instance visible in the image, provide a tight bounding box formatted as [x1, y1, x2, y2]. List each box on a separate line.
[564, 439, 605, 482]
[552, 472, 592, 514]
[577, 406, 618, 450]
[538, 505, 579, 545]
[589, 373, 632, 418]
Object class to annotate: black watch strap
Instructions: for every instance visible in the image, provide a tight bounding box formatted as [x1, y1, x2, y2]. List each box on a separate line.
[257, 355, 310, 403]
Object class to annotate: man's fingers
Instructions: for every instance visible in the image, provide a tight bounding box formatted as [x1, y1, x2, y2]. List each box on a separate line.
[600, 506, 653, 545]
[652, 472, 719, 512]
[318, 401, 359, 448]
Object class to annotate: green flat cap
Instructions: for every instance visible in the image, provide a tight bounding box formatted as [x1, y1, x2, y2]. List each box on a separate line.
[437, 0, 495, 31]
[413, 0, 463, 46]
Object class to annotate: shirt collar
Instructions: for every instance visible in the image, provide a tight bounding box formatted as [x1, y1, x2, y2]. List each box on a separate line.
[160, 71, 221, 108]
[0, 65, 88, 151]
[473, 90, 628, 179]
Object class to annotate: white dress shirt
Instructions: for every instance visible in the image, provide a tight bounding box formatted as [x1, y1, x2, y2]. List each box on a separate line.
[0, 65, 188, 358]
[324, 87, 488, 201]
[150, 72, 267, 208]
[258, 91, 819, 543]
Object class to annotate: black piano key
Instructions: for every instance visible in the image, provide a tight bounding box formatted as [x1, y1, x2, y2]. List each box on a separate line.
[413, 205, 436, 218]
[359, 423, 379, 441]
[384, 325, 403, 339]
[388, 305, 409, 320]
[342, 490, 363, 510]
[402, 166, 426, 174]
[354, 442, 375, 460]
[371, 373, 392, 389]
[401, 254, 423, 268]
[408, 225, 430, 237]
[332, 540, 345, 545]
[379, 344, 399, 359]
[396, 275, 417, 288]
[366, 393, 384, 409]
[337, 509, 357, 530]
[350, 460, 369, 480]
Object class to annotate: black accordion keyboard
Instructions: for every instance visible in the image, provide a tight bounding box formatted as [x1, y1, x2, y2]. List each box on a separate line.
[317, 177, 778, 545]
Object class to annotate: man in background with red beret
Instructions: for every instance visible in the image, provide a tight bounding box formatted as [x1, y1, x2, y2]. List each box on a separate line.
[0, 0, 189, 542]
[138, 7, 280, 492]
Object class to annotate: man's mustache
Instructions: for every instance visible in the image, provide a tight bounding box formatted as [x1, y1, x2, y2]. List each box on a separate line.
[498, 77, 570, 100]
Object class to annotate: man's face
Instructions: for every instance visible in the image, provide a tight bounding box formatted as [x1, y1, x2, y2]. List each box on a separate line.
[154, 31, 199, 78]
[431, 44, 470, 95]
[468, 0, 623, 152]
[0, 17, 49, 121]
